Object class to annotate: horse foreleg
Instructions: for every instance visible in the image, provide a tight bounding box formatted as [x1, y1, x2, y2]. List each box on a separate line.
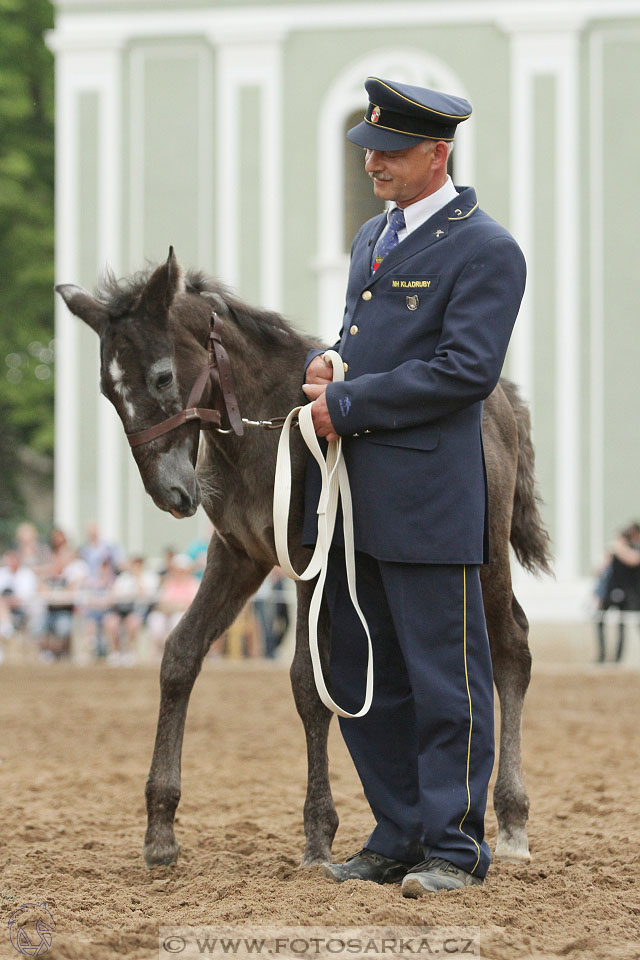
[143, 534, 267, 867]
[484, 574, 532, 862]
[290, 581, 338, 866]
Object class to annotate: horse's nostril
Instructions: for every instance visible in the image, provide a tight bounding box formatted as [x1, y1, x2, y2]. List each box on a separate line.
[170, 486, 195, 514]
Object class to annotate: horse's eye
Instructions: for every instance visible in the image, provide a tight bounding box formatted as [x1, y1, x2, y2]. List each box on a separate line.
[155, 372, 173, 390]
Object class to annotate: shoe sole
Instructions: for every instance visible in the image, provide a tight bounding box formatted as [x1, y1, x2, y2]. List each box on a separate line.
[402, 876, 483, 897]
[402, 876, 437, 897]
[321, 864, 406, 885]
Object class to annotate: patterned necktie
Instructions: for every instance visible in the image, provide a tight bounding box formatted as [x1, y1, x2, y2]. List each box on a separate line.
[371, 207, 406, 273]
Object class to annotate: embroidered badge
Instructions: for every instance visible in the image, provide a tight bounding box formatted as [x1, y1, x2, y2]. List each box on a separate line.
[339, 396, 352, 417]
[406, 295, 419, 311]
[391, 276, 439, 291]
[371, 105, 381, 124]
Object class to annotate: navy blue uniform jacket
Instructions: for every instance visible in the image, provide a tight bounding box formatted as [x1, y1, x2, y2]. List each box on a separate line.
[303, 186, 527, 565]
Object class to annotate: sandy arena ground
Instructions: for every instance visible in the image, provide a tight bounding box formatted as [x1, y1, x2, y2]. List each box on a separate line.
[0, 652, 638, 960]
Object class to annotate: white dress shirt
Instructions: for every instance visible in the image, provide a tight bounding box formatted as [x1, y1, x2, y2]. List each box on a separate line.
[380, 176, 458, 243]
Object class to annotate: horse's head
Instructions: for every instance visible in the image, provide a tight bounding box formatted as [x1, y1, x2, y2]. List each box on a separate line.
[56, 247, 208, 518]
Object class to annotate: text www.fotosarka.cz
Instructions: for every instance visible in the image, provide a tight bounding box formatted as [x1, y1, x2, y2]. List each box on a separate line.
[158, 926, 482, 959]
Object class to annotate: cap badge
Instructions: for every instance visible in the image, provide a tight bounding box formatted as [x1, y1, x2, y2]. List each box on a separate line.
[406, 295, 419, 311]
[371, 105, 381, 124]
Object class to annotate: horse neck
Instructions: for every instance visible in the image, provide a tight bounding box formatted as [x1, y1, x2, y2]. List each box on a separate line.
[187, 302, 310, 421]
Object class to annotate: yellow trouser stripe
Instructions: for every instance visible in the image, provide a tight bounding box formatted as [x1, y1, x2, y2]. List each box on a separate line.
[458, 565, 481, 873]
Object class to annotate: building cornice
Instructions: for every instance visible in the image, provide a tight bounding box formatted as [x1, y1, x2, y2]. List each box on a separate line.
[46, 1, 640, 52]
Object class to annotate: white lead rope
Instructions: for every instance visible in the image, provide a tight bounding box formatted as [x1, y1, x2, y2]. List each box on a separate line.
[273, 350, 373, 718]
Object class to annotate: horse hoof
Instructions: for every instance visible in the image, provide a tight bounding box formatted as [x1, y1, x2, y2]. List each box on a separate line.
[143, 841, 180, 868]
[299, 854, 331, 869]
[495, 831, 531, 861]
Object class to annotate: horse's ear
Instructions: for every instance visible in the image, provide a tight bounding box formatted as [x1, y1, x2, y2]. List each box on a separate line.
[55, 284, 109, 335]
[139, 246, 185, 320]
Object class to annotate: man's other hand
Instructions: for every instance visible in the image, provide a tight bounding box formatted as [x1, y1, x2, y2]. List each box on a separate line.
[301, 383, 339, 443]
[305, 354, 335, 386]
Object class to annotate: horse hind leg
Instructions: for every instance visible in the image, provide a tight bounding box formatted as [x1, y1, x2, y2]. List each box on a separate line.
[290, 582, 338, 866]
[485, 580, 532, 861]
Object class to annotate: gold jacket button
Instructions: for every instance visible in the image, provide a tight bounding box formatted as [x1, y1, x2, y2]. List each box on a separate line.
[353, 433, 360, 437]
[361, 290, 372, 301]
[364, 429, 371, 434]
[343, 361, 349, 372]
[349, 324, 358, 336]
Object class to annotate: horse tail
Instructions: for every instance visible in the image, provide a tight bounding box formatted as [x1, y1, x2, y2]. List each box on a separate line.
[501, 378, 554, 576]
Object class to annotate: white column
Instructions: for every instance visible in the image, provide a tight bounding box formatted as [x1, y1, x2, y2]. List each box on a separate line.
[52, 50, 81, 539]
[208, 35, 285, 311]
[95, 48, 124, 547]
[500, 18, 584, 582]
[554, 30, 581, 583]
[50, 42, 124, 544]
[589, 30, 605, 569]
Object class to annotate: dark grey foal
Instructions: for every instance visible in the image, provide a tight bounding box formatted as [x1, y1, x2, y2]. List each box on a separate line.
[57, 248, 551, 868]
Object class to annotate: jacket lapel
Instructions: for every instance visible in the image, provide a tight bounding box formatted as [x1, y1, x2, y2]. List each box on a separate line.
[366, 187, 478, 287]
[355, 214, 386, 288]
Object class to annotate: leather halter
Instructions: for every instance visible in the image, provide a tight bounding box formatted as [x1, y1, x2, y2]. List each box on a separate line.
[126, 311, 244, 449]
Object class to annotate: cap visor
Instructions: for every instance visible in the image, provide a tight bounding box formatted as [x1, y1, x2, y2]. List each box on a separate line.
[346, 120, 431, 151]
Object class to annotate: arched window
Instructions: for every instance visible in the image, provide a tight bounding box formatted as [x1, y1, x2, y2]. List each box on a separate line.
[343, 110, 384, 250]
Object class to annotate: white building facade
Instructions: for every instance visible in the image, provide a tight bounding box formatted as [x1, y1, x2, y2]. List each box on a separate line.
[49, 0, 640, 616]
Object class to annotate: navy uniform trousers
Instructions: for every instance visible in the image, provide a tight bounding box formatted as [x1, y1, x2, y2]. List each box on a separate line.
[325, 547, 494, 879]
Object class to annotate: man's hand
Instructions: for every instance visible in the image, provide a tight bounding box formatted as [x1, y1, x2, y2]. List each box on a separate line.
[305, 354, 335, 386]
[301, 382, 339, 443]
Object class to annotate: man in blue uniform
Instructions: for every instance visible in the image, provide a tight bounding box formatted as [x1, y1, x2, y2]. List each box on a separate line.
[301, 77, 526, 896]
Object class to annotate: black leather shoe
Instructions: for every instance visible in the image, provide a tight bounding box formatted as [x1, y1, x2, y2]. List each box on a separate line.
[401, 857, 484, 896]
[322, 848, 413, 884]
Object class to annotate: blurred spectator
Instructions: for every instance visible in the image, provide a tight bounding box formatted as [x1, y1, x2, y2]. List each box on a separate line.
[103, 556, 159, 665]
[595, 521, 640, 662]
[79, 522, 122, 582]
[39, 530, 88, 661]
[185, 522, 212, 580]
[147, 554, 199, 658]
[225, 602, 261, 659]
[14, 522, 50, 570]
[81, 556, 117, 659]
[0, 551, 39, 661]
[254, 568, 290, 658]
[158, 545, 177, 580]
[45, 527, 74, 572]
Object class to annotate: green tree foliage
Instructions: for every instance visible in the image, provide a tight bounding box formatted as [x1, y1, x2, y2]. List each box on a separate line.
[0, 0, 54, 537]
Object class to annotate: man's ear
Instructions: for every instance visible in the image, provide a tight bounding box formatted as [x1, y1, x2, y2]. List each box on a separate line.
[433, 140, 450, 173]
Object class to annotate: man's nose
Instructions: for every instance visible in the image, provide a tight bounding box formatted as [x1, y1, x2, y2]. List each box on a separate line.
[364, 149, 383, 171]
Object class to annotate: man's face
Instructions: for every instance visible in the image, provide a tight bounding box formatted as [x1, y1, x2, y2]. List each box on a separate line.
[364, 141, 445, 208]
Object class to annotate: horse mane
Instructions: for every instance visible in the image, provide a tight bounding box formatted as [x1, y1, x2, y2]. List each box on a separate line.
[95, 266, 309, 350]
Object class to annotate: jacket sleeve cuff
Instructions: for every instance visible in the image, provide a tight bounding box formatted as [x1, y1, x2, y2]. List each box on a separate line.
[325, 381, 372, 436]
